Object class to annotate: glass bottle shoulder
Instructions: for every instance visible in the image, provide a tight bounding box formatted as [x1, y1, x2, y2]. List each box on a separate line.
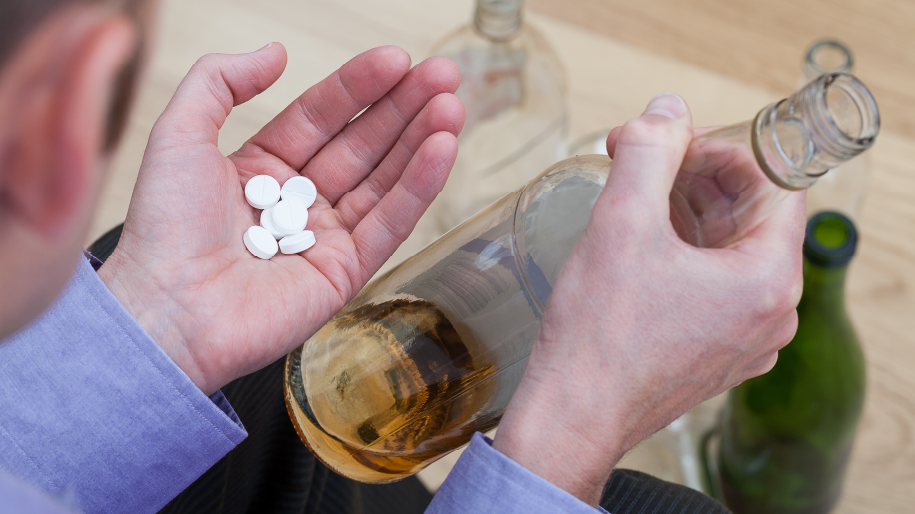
[430, 23, 567, 107]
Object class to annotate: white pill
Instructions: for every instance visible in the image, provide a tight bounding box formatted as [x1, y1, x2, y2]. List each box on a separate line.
[280, 230, 316, 254]
[244, 175, 281, 210]
[281, 176, 317, 208]
[272, 199, 309, 235]
[243, 226, 278, 259]
[260, 206, 285, 239]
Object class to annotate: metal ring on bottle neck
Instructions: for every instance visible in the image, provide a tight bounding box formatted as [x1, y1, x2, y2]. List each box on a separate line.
[751, 107, 805, 192]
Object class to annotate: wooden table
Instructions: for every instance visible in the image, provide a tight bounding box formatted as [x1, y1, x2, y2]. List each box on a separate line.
[89, 1, 915, 511]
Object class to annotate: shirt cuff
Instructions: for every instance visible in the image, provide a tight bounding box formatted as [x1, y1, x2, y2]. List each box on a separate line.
[0, 468, 76, 514]
[426, 432, 610, 514]
[0, 256, 247, 514]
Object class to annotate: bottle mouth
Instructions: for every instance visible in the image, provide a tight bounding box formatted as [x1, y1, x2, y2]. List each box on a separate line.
[803, 211, 858, 267]
[802, 72, 880, 162]
[756, 72, 880, 190]
[474, 0, 523, 41]
[805, 40, 854, 76]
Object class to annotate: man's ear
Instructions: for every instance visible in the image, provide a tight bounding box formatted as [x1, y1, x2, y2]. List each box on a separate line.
[0, 7, 137, 240]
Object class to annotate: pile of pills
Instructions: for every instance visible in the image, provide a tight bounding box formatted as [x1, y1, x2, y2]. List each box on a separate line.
[243, 174, 317, 260]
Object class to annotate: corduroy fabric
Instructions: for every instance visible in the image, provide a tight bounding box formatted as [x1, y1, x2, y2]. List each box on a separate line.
[600, 469, 731, 514]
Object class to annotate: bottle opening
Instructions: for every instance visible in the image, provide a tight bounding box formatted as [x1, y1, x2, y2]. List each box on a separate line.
[813, 217, 849, 249]
[751, 72, 880, 190]
[806, 40, 853, 76]
[817, 73, 880, 148]
[804, 211, 857, 267]
[782, 72, 881, 177]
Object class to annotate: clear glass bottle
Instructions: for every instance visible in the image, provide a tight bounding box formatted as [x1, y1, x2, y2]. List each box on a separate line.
[284, 73, 879, 483]
[799, 39, 869, 219]
[427, 0, 568, 234]
[718, 211, 866, 514]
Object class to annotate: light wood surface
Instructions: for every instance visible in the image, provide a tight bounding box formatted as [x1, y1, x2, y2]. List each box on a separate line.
[89, 1, 915, 511]
[528, 0, 915, 139]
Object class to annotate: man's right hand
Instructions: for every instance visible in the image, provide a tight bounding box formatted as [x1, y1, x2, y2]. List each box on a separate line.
[99, 45, 464, 396]
[493, 93, 805, 506]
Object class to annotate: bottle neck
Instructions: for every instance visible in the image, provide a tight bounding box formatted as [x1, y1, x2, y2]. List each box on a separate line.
[752, 73, 878, 191]
[670, 73, 879, 249]
[801, 259, 849, 310]
[474, 0, 523, 41]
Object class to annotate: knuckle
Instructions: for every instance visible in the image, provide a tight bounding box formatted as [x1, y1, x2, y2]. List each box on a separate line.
[619, 117, 679, 147]
[750, 266, 801, 321]
[737, 352, 780, 383]
[193, 53, 223, 71]
[754, 353, 780, 377]
[773, 311, 799, 350]
[787, 267, 804, 307]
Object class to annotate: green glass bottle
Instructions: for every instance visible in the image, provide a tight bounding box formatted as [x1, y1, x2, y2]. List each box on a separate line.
[718, 211, 866, 514]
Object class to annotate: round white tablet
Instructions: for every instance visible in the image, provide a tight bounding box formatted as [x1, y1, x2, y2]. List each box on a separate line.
[280, 230, 316, 254]
[260, 206, 285, 239]
[281, 176, 317, 208]
[243, 226, 278, 259]
[244, 175, 281, 210]
[272, 199, 309, 235]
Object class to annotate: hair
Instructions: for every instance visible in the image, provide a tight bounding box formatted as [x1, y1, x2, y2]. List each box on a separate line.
[0, 0, 148, 150]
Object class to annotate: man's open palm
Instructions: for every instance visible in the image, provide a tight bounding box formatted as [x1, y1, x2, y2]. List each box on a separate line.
[100, 45, 464, 394]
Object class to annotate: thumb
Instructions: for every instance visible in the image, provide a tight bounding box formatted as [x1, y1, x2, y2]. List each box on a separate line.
[150, 43, 288, 149]
[599, 94, 693, 219]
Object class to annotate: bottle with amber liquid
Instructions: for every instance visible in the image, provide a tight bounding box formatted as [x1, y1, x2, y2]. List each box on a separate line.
[284, 73, 879, 483]
[718, 211, 866, 514]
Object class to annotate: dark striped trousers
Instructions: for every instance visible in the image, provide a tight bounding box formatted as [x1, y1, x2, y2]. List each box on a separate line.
[90, 225, 730, 514]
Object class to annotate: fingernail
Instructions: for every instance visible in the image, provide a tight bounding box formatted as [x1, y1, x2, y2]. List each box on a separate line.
[257, 42, 274, 52]
[643, 93, 686, 119]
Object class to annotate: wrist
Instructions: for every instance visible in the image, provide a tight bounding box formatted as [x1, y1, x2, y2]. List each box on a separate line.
[493, 371, 630, 507]
[97, 250, 212, 394]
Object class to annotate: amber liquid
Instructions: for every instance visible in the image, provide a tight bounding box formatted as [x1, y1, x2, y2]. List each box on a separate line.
[284, 161, 605, 483]
[284, 299, 501, 483]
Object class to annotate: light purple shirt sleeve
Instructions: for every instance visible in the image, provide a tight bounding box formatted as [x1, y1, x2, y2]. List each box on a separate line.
[0, 256, 247, 513]
[428, 432, 610, 514]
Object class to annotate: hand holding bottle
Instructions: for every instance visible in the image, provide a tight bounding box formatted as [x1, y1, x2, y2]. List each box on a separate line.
[492, 94, 806, 506]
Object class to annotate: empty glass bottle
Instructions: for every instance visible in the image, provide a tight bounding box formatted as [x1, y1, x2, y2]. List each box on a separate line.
[799, 39, 869, 219]
[284, 73, 879, 483]
[717, 211, 866, 514]
[427, 0, 568, 234]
